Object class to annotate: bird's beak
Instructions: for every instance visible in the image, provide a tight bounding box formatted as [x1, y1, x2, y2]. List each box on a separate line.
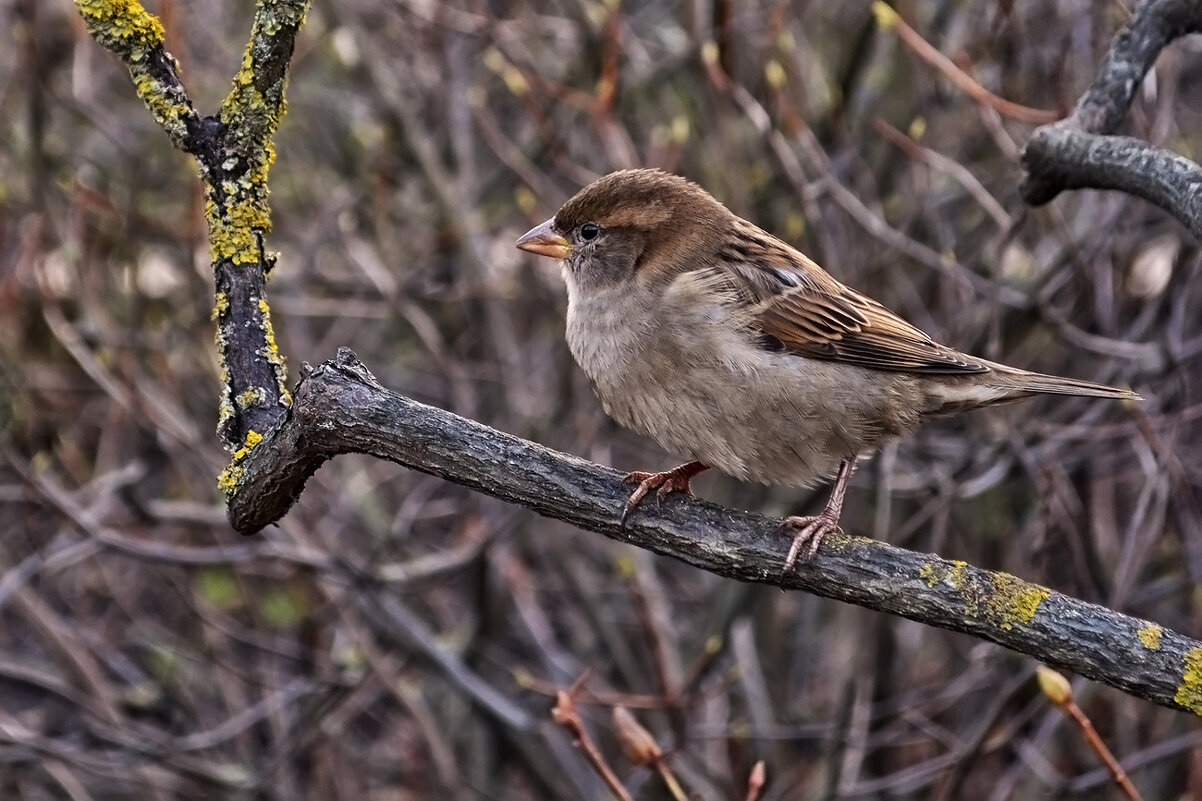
[516, 218, 572, 260]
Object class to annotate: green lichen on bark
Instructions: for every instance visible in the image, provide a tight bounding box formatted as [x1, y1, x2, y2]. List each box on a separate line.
[217, 430, 265, 494]
[257, 298, 291, 405]
[74, 0, 195, 148]
[205, 1, 308, 267]
[77, 0, 308, 458]
[1139, 623, 1163, 650]
[200, 0, 306, 451]
[1174, 648, 1202, 715]
[74, 0, 163, 58]
[919, 559, 1050, 630]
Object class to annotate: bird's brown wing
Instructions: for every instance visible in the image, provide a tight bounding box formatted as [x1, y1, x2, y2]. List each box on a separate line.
[717, 231, 988, 375]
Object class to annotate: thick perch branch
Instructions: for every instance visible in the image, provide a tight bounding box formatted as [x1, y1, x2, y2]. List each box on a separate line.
[1021, 0, 1202, 236]
[227, 348, 1202, 716]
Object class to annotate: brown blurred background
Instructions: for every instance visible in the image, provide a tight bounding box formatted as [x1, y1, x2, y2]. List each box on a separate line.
[2, 0, 1201, 798]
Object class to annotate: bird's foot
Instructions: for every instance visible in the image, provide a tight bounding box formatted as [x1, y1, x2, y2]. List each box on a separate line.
[778, 511, 842, 572]
[620, 461, 709, 524]
[778, 457, 856, 572]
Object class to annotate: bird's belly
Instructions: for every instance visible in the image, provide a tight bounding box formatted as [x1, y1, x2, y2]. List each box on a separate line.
[569, 307, 921, 487]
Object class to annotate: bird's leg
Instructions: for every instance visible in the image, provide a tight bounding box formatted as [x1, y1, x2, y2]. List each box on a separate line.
[780, 457, 857, 571]
[620, 461, 709, 524]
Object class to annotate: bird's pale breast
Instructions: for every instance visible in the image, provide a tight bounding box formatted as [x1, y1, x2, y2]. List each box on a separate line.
[565, 279, 924, 487]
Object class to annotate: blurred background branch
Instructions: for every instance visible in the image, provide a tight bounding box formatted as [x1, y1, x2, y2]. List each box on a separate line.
[1021, 0, 1202, 236]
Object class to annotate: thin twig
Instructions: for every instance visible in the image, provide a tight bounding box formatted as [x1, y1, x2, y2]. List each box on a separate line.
[872, 2, 1060, 124]
[552, 689, 635, 801]
[1037, 667, 1145, 801]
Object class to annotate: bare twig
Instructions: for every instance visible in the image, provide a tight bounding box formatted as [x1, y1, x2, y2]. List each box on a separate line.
[552, 689, 635, 801]
[1037, 666, 1146, 801]
[872, 2, 1061, 124]
[871, 117, 1012, 230]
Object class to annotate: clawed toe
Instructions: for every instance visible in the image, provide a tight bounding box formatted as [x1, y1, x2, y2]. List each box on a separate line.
[777, 457, 855, 573]
[779, 513, 842, 572]
[620, 472, 663, 523]
[619, 461, 708, 525]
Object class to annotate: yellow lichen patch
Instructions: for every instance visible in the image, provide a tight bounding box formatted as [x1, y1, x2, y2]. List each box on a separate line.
[217, 463, 243, 494]
[919, 559, 1048, 630]
[207, 194, 271, 266]
[131, 71, 191, 141]
[988, 573, 1050, 630]
[236, 387, 268, 410]
[1174, 648, 1202, 715]
[919, 561, 940, 587]
[1138, 624, 1163, 651]
[74, 0, 164, 59]
[256, 298, 290, 399]
[201, 1, 305, 316]
[218, 430, 263, 495]
[237, 47, 256, 88]
[232, 429, 263, 460]
[212, 292, 229, 321]
[918, 559, 969, 590]
[75, 1, 195, 147]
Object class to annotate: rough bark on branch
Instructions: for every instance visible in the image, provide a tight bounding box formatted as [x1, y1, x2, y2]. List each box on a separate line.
[226, 348, 1202, 716]
[75, 0, 309, 450]
[1021, 0, 1202, 237]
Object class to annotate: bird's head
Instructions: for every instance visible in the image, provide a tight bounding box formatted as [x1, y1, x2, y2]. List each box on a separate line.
[516, 169, 730, 293]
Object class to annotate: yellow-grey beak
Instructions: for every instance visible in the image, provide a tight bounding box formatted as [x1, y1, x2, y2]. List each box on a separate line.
[516, 218, 572, 260]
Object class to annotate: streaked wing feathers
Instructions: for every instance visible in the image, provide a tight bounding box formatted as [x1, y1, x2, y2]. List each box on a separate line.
[758, 293, 987, 373]
[716, 229, 988, 375]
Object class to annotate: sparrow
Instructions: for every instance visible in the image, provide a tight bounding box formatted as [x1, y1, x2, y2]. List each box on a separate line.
[516, 169, 1137, 571]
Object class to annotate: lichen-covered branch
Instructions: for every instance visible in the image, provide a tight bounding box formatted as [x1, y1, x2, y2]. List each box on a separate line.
[1021, 0, 1202, 236]
[73, 0, 308, 461]
[207, 3, 308, 457]
[226, 348, 1202, 716]
[74, 0, 201, 151]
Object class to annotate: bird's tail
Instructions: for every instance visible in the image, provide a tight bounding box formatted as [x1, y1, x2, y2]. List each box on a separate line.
[995, 369, 1139, 400]
[923, 363, 1138, 416]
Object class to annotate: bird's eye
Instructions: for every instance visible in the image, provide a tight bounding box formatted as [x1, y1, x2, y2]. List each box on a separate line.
[579, 222, 601, 242]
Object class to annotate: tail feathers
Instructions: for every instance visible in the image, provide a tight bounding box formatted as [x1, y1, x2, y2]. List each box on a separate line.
[924, 365, 1138, 416]
[999, 370, 1139, 401]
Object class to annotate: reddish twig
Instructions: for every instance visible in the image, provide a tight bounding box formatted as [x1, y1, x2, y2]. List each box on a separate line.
[612, 705, 687, 801]
[745, 761, 767, 801]
[873, 2, 1061, 124]
[552, 678, 634, 801]
[1037, 667, 1145, 801]
[871, 116, 1012, 229]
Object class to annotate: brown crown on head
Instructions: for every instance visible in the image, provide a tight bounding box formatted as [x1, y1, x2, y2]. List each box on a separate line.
[554, 169, 726, 234]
